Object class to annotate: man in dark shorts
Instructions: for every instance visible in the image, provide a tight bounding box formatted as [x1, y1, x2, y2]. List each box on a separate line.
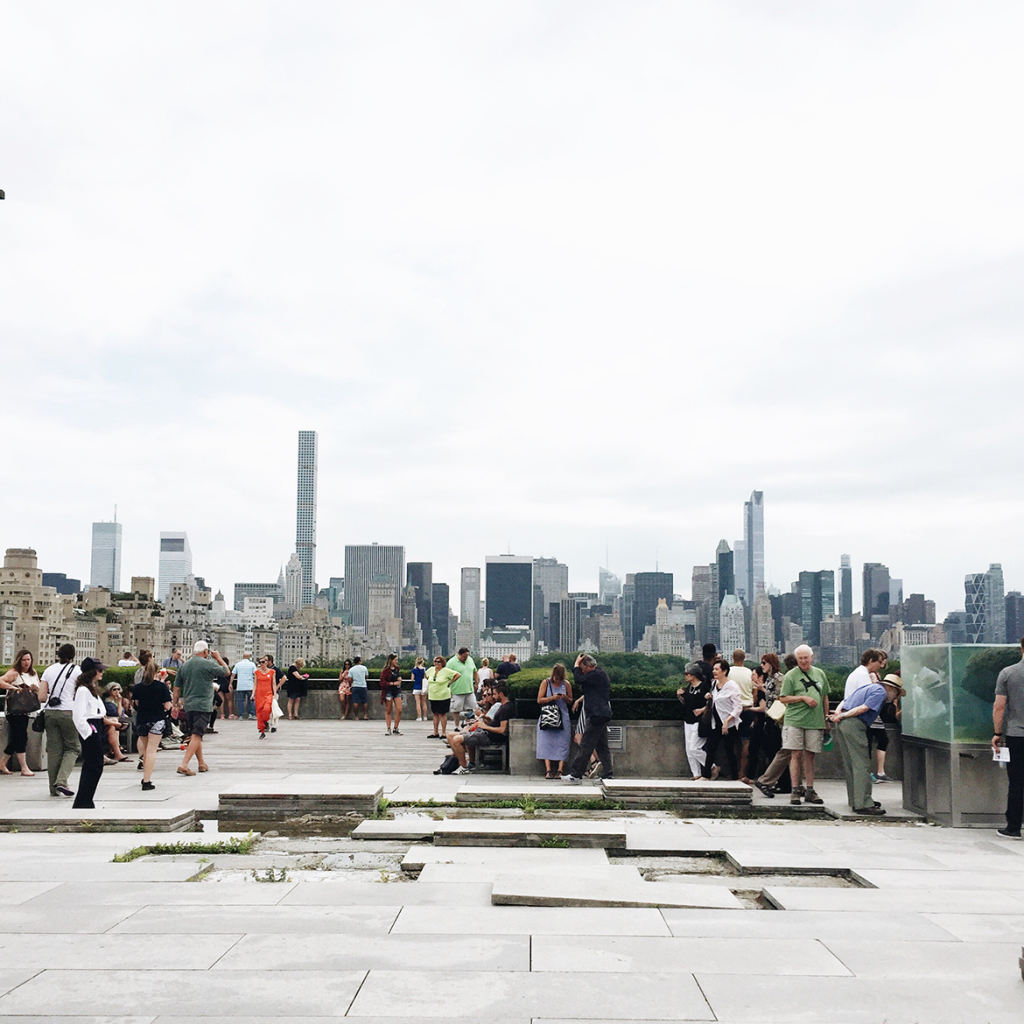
[172, 641, 229, 776]
[448, 682, 514, 773]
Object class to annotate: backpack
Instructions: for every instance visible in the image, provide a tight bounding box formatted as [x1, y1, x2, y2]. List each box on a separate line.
[434, 754, 460, 775]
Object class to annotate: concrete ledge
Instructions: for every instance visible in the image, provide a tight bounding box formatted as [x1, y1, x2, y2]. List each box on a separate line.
[456, 785, 606, 804]
[0, 807, 196, 833]
[218, 782, 382, 819]
[432, 819, 627, 849]
[351, 818, 439, 841]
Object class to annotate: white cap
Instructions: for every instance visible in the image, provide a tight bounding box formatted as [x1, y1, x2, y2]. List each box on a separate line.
[193, 640, 209, 654]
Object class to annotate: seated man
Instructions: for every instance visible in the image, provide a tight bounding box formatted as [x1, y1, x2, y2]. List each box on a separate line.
[449, 682, 514, 774]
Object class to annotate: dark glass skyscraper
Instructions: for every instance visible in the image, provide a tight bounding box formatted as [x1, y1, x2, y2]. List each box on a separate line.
[632, 571, 673, 650]
[716, 541, 734, 604]
[862, 563, 890, 639]
[485, 556, 533, 629]
[799, 570, 835, 647]
[406, 562, 433, 650]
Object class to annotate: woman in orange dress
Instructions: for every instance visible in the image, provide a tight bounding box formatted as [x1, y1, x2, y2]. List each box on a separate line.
[254, 657, 278, 739]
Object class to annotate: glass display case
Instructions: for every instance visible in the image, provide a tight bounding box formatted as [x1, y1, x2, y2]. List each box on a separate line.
[901, 644, 1019, 826]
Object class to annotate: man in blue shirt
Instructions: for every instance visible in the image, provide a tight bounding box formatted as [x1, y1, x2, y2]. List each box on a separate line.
[830, 672, 903, 816]
[232, 653, 257, 720]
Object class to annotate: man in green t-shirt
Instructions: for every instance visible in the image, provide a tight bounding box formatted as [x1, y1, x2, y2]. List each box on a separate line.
[172, 641, 229, 776]
[446, 648, 479, 722]
[779, 644, 830, 807]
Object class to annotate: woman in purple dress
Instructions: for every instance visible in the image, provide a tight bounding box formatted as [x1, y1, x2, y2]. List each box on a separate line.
[536, 662, 573, 779]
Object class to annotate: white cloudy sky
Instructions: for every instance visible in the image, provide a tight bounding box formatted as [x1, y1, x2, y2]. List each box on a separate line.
[3, 1, 1023, 619]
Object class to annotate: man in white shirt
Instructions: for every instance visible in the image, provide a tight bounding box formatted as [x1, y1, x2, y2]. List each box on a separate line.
[231, 653, 257, 719]
[843, 649, 887, 700]
[38, 644, 82, 797]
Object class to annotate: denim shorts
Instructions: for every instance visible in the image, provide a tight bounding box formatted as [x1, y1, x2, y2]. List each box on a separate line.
[351, 688, 368, 705]
[138, 720, 165, 736]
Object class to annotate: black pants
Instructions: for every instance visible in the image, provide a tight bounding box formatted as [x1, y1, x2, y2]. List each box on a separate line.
[4, 714, 29, 756]
[73, 725, 104, 809]
[703, 726, 741, 780]
[761, 720, 791, 792]
[570, 714, 612, 778]
[1006, 736, 1024, 832]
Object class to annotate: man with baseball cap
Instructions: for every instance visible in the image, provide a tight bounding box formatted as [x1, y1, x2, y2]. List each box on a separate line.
[172, 641, 229, 776]
[830, 670, 905, 816]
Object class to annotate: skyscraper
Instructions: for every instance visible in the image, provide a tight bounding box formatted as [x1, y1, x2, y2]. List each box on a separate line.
[742, 490, 765, 604]
[432, 583, 451, 655]
[965, 564, 1006, 644]
[1006, 591, 1024, 645]
[632, 571, 673, 651]
[534, 557, 569, 644]
[344, 544, 404, 631]
[460, 567, 482, 641]
[598, 567, 621, 606]
[407, 562, 434, 650]
[295, 430, 318, 607]
[716, 541, 734, 603]
[158, 532, 192, 601]
[485, 555, 533, 629]
[839, 554, 853, 619]
[284, 553, 302, 611]
[862, 563, 891, 639]
[90, 521, 122, 591]
[799, 570, 835, 647]
[620, 576, 635, 652]
[720, 594, 746, 653]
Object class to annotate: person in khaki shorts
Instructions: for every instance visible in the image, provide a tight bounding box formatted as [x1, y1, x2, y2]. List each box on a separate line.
[779, 644, 830, 806]
[38, 644, 82, 798]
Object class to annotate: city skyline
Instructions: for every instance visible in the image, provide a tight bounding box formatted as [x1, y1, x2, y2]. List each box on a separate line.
[4, 5, 1024, 624]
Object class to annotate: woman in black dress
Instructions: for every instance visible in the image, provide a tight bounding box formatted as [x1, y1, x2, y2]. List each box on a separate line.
[284, 658, 309, 720]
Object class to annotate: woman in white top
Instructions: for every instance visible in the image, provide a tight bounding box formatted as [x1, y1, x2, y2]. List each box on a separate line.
[704, 658, 743, 781]
[1, 650, 40, 776]
[72, 658, 117, 809]
[477, 658, 493, 688]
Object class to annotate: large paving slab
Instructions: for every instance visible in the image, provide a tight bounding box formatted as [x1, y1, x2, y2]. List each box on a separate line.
[0, 881, 62, 905]
[762, 885, 1024, 914]
[416, 862, 641, 884]
[661, 909, 962, 941]
[491, 875, 745, 909]
[531, 935, 851, 975]
[923, 912, 1024, 942]
[693, 973, 1024, 1023]
[218, 780, 382, 818]
[0, 969, 367, 1017]
[822, 939, 1023, 979]
[391, 904, 672, 936]
[855, 868, 1024, 890]
[213, 932, 531, 971]
[23, 880, 299, 906]
[110, 904, 400, 934]
[0, 932, 241, 969]
[401, 844, 612, 872]
[277, 881, 495, 907]
[347, 968, 714, 1019]
[0, 904, 142, 934]
[432, 818, 627, 847]
[603, 779, 751, 803]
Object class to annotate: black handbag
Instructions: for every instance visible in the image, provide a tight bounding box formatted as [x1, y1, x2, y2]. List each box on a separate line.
[32, 712, 46, 733]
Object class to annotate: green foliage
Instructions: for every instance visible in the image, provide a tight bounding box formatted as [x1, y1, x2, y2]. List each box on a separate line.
[112, 835, 255, 862]
[538, 836, 570, 848]
[959, 647, 1019, 703]
[373, 797, 391, 819]
[252, 867, 289, 882]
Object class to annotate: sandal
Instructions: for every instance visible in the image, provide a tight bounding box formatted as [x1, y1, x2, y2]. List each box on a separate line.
[544, 771, 554, 780]
[0, 767, 13, 775]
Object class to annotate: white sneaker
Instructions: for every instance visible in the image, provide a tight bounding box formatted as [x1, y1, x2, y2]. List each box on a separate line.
[561, 774, 582, 785]
[455, 766, 470, 775]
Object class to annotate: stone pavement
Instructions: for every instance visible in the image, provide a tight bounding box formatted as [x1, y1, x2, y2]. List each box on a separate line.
[0, 715, 1019, 1021]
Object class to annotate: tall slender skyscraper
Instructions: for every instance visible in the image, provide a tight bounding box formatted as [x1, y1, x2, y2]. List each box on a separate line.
[158, 532, 192, 601]
[90, 521, 122, 591]
[460, 568, 481, 640]
[839, 554, 853, 618]
[295, 430, 318, 607]
[407, 563, 434, 650]
[742, 491, 764, 604]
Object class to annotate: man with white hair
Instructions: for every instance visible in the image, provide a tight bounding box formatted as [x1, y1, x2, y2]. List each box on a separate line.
[778, 644, 830, 805]
[172, 641, 229, 776]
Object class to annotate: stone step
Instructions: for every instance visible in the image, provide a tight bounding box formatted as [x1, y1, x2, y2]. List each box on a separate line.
[491, 875, 746, 910]
[0, 807, 196, 833]
[601, 779, 752, 802]
[432, 819, 627, 849]
[455, 785, 606, 804]
[218, 782, 382, 818]
[401, 844, 612, 872]
[418, 863, 643, 884]
[351, 818, 439, 841]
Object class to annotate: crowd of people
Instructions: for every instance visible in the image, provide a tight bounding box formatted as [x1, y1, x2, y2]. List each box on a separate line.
[5, 636, 1024, 838]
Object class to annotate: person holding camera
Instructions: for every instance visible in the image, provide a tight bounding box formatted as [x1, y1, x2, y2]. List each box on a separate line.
[38, 644, 82, 797]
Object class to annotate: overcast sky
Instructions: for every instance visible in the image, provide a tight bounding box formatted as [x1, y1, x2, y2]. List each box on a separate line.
[3, 1, 1023, 620]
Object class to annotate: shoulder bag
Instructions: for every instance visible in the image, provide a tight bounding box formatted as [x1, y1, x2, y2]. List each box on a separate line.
[7, 683, 41, 715]
[538, 681, 563, 730]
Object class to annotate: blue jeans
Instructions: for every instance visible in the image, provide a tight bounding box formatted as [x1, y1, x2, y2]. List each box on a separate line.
[236, 691, 255, 719]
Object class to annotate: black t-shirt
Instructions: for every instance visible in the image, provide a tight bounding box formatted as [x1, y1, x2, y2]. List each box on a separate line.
[680, 682, 711, 724]
[133, 681, 172, 724]
[495, 662, 521, 680]
[488, 701, 516, 730]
